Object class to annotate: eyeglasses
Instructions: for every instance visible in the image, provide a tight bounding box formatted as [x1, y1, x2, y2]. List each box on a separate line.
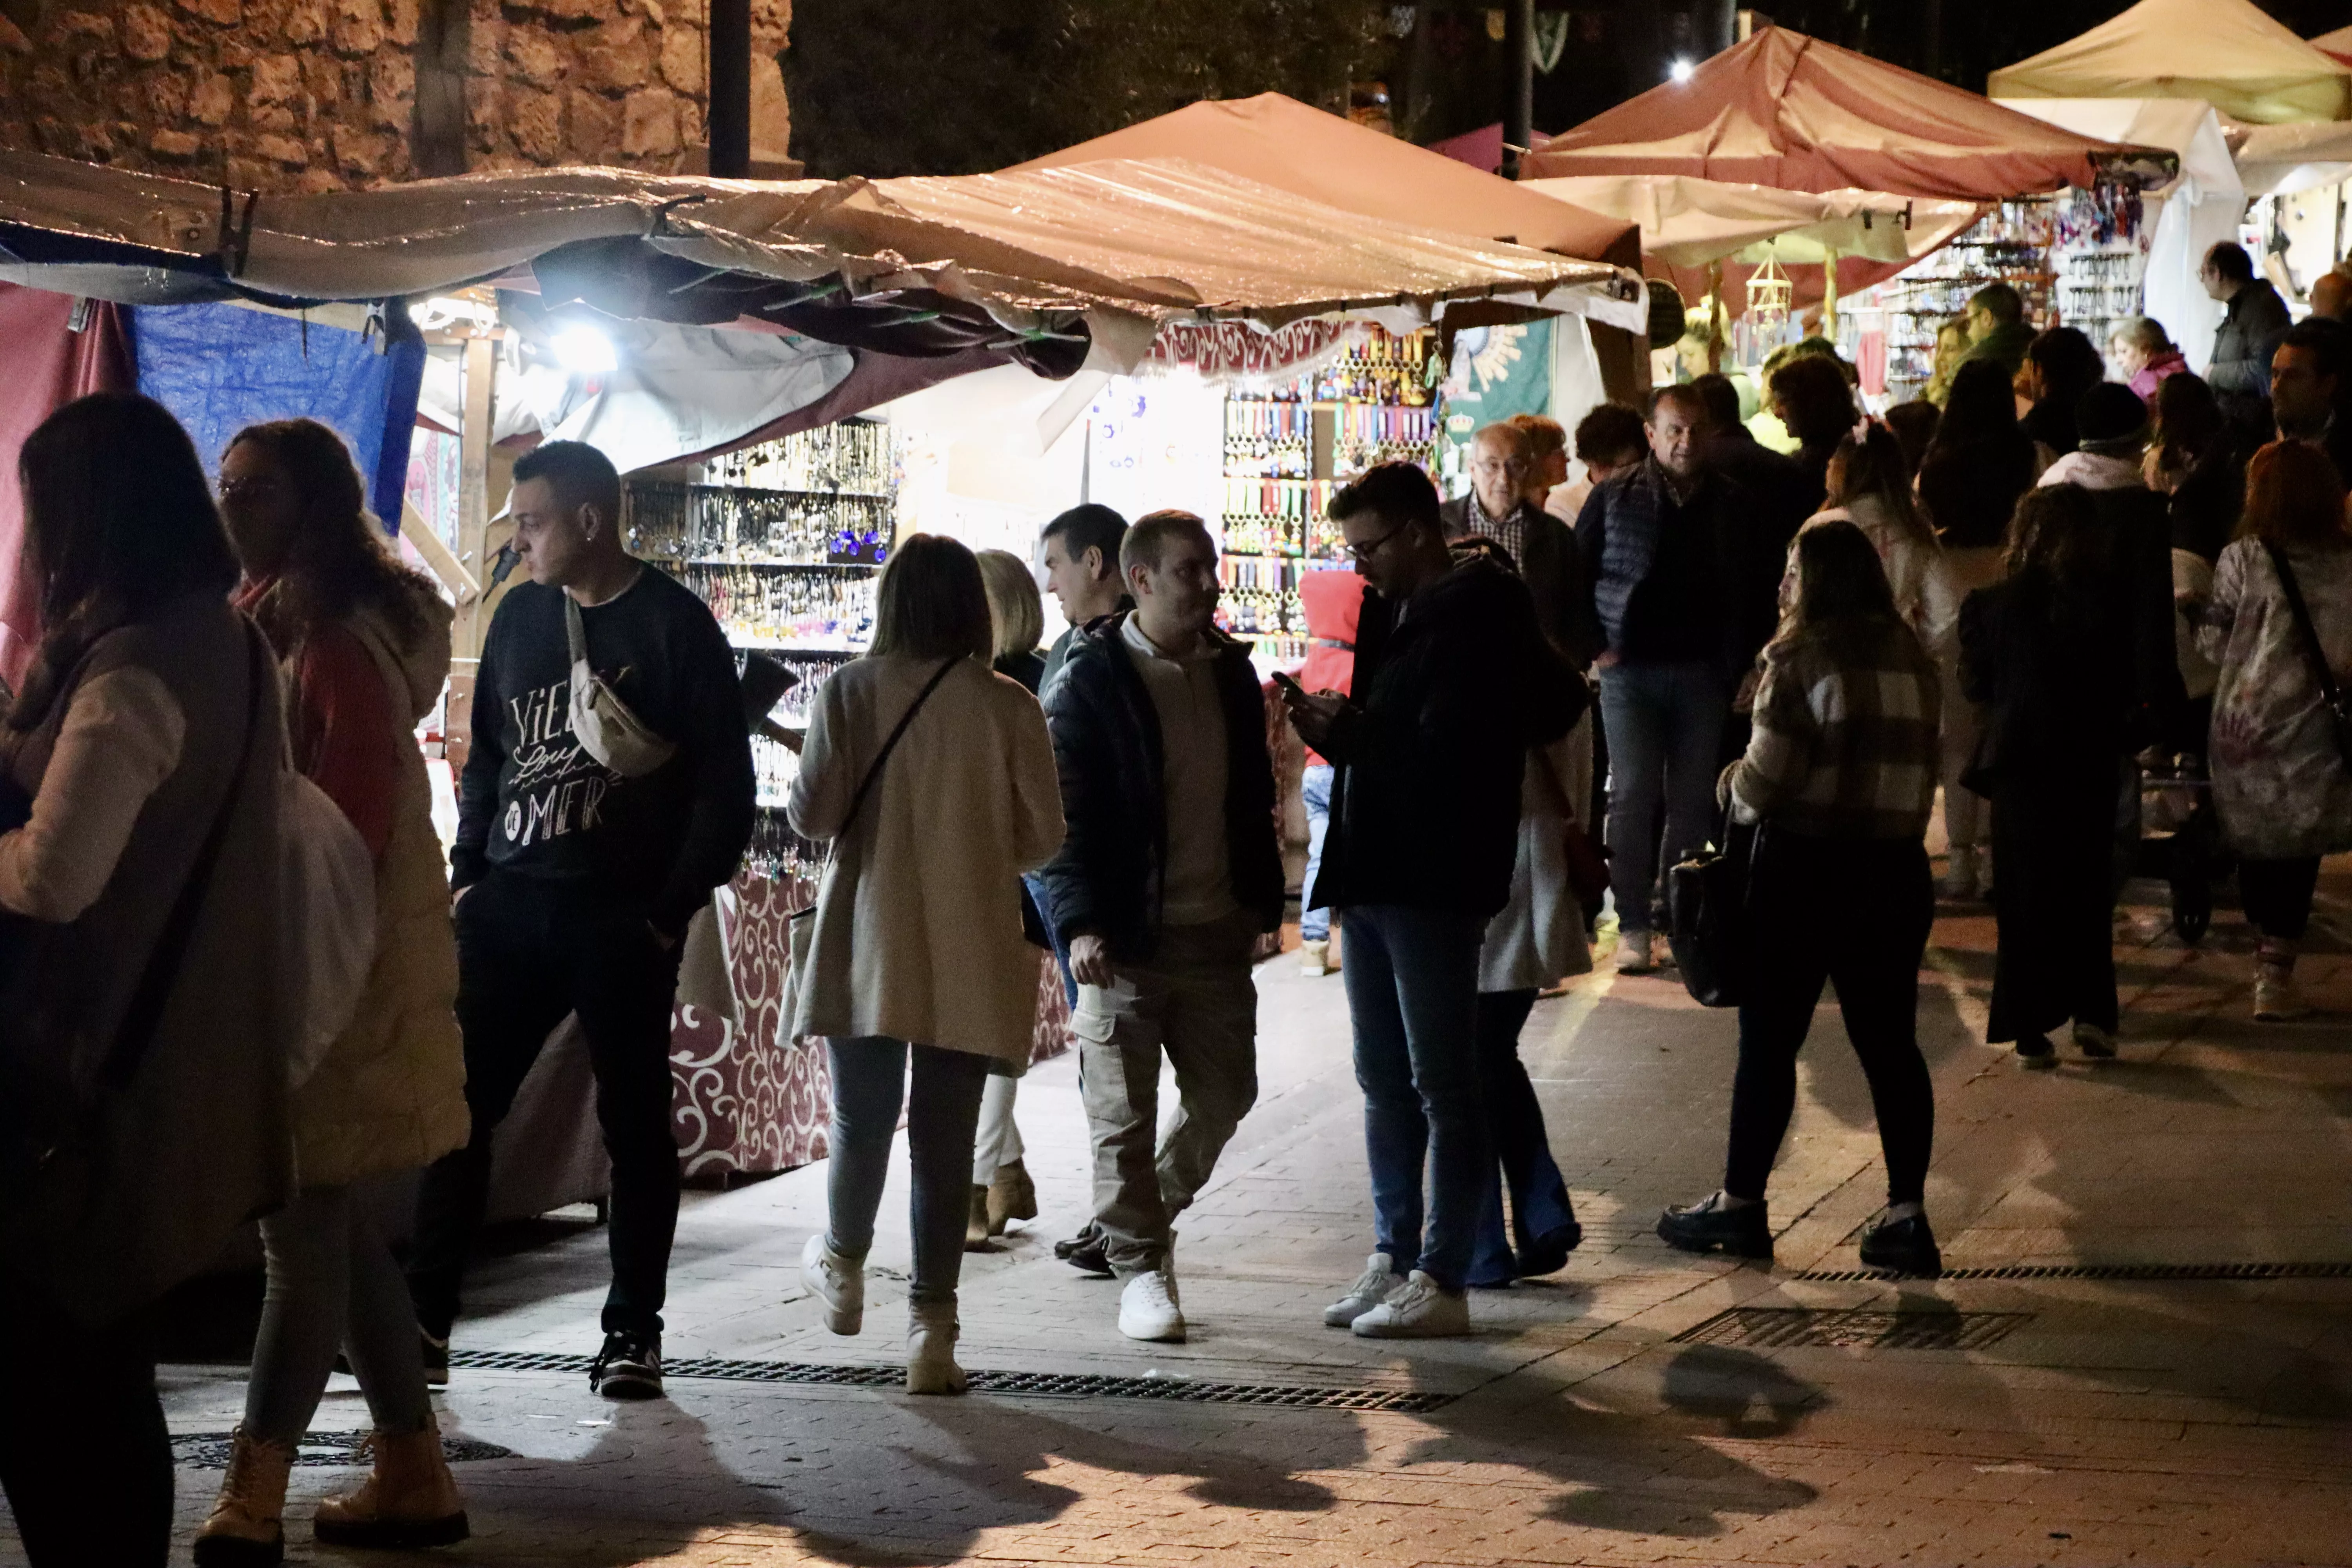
[1471, 458, 1528, 476]
[1346, 521, 1412, 563]
[217, 477, 288, 502]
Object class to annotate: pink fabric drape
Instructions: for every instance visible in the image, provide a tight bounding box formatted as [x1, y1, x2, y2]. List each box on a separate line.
[0, 284, 138, 688]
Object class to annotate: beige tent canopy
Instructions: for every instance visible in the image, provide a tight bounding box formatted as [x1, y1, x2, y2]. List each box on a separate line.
[1521, 175, 1978, 269]
[1989, 0, 2352, 126]
[0, 151, 1625, 371]
[2318, 26, 2352, 67]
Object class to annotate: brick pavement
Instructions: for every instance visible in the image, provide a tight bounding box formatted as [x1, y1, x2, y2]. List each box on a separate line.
[15, 872, 2352, 1566]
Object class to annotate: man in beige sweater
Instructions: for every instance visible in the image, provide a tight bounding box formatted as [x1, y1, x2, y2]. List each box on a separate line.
[1035, 511, 1285, 1344]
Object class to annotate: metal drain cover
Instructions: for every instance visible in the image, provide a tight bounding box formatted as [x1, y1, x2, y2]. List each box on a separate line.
[1795, 1260, 2352, 1283]
[1675, 1307, 2030, 1352]
[447, 1350, 1454, 1412]
[172, 1431, 515, 1469]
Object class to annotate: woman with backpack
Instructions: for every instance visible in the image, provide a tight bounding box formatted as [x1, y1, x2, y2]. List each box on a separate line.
[1655, 518, 1946, 1277]
[2198, 440, 2352, 1020]
[0, 394, 294, 1567]
[195, 419, 473, 1565]
[791, 535, 1062, 1394]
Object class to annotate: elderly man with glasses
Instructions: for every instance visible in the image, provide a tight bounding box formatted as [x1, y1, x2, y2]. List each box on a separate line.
[1441, 423, 1597, 668]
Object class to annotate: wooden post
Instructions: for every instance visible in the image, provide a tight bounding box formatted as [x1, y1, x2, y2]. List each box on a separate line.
[456, 334, 496, 662]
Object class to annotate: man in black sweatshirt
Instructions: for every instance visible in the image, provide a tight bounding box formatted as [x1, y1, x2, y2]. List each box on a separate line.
[1281, 463, 1580, 1340]
[409, 440, 753, 1400]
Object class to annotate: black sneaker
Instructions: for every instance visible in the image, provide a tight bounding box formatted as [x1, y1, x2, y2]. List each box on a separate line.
[1858, 1212, 1944, 1278]
[1054, 1227, 1112, 1279]
[2015, 1033, 2057, 1070]
[589, 1330, 663, 1400]
[1657, 1194, 1774, 1260]
[1515, 1219, 1583, 1278]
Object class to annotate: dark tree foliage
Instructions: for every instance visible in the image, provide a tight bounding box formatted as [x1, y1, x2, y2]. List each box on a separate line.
[783, 0, 1393, 176]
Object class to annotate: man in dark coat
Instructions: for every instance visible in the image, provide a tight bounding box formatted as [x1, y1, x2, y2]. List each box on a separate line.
[2204, 241, 2294, 440]
[1440, 420, 1595, 666]
[1282, 463, 1580, 1341]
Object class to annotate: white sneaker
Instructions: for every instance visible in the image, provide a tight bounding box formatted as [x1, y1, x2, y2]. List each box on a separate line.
[1940, 856, 1980, 900]
[801, 1232, 863, 1335]
[1615, 929, 1657, 975]
[1118, 1263, 1186, 1342]
[1350, 1270, 1470, 1339]
[1299, 939, 1331, 976]
[2254, 966, 2310, 1022]
[1323, 1252, 1406, 1328]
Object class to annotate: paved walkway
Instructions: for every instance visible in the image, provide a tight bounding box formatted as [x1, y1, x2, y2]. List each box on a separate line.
[33, 872, 2352, 1566]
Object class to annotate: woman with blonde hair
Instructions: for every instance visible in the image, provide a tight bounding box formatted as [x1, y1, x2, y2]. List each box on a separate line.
[198, 417, 472, 1563]
[793, 534, 1063, 1393]
[2198, 440, 2352, 1020]
[967, 547, 1052, 1244]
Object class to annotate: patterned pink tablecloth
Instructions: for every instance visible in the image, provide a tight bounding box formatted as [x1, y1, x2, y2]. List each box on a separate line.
[668, 874, 1073, 1181]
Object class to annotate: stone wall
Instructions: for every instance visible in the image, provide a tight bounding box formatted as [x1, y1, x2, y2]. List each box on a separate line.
[0, 0, 791, 191]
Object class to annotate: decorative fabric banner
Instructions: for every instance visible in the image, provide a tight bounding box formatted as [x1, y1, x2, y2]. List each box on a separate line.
[1436, 318, 1555, 492]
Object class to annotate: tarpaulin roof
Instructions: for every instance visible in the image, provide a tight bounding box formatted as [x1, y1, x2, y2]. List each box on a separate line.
[0, 151, 1632, 373]
[2317, 25, 2352, 67]
[1007, 92, 1640, 263]
[2232, 118, 2352, 195]
[1524, 27, 2176, 201]
[1521, 175, 1978, 268]
[1988, 0, 2352, 127]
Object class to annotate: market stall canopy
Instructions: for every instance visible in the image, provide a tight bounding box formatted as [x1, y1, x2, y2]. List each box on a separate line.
[1521, 175, 1978, 268]
[0, 150, 1633, 369]
[1524, 26, 2175, 201]
[1987, 0, 2352, 127]
[2317, 25, 2352, 68]
[2232, 119, 2352, 196]
[1996, 97, 2243, 373]
[1006, 92, 1640, 264]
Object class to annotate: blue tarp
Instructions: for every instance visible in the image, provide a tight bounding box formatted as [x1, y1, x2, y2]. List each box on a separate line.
[130, 302, 426, 531]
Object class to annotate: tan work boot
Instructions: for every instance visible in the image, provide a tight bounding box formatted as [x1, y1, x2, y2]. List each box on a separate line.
[193, 1426, 295, 1567]
[312, 1417, 470, 1550]
[987, 1158, 1038, 1234]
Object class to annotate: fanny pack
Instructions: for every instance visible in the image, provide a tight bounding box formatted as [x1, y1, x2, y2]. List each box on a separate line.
[567, 592, 677, 778]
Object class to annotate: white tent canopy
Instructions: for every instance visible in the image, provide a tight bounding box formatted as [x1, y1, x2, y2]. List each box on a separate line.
[1997, 98, 2243, 374]
[1988, 0, 2352, 126]
[2232, 120, 2352, 196]
[1521, 174, 1978, 268]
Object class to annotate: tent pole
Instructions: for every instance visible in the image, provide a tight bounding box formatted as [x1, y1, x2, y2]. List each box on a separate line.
[708, 0, 751, 178]
[1503, 0, 1533, 180]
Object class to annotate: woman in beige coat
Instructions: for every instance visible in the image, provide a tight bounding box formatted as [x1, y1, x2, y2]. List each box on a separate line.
[791, 535, 1063, 1395]
[198, 421, 472, 1565]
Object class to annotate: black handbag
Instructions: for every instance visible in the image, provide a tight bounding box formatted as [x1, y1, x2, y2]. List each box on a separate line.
[2263, 542, 2352, 774]
[1666, 822, 1758, 1009]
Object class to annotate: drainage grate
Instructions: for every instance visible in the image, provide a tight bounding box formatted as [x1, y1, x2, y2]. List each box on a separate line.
[1675, 1307, 2031, 1352]
[1794, 1261, 2352, 1283]
[446, 1350, 1453, 1412]
[174, 1431, 515, 1469]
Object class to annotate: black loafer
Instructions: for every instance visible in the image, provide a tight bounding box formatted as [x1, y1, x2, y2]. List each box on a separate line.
[1054, 1229, 1113, 1278]
[2015, 1033, 2057, 1070]
[1858, 1212, 1944, 1278]
[1515, 1220, 1584, 1278]
[1657, 1196, 1773, 1260]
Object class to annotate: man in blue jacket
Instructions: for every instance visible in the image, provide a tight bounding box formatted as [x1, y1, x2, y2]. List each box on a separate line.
[1035, 511, 1284, 1344]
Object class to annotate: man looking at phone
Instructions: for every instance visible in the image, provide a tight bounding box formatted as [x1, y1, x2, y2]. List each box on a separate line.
[1034, 511, 1284, 1343]
[1282, 464, 1578, 1339]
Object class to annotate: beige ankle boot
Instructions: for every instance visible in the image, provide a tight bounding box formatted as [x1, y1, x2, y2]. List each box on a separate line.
[193, 1426, 294, 1567]
[907, 1299, 967, 1395]
[987, 1158, 1037, 1234]
[964, 1184, 994, 1250]
[312, 1416, 470, 1550]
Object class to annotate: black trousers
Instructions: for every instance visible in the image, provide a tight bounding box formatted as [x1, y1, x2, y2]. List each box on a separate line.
[409, 869, 686, 1340]
[0, 1279, 170, 1566]
[1725, 831, 1937, 1208]
[2241, 856, 2322, 942]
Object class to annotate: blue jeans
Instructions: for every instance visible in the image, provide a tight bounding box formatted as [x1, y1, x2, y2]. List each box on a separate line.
[1340, 904, 1489, 1293]
[825, 1037, 991, 1308]
[1300, 764, 1336, 942]
[1469, 989, 1579, 1285]
[1598, 661, 1729, 934]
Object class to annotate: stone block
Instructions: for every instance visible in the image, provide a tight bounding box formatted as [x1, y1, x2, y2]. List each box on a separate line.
[508, 85, 563, 162]
[294, 167, 342, 193]
[49, 10, 115, 44]
[0, 14, 31, 52]
[303, 53, 342, 104]
[464, 76, 499, 151]
[150, 126, 204, 158]
[176, 0, 242, 25]
[620, 85, 676, 156]
[253, 129, 309, 165]
[541, 0, 601, 20]
[145, 73, 190, 120]
[334, 122, 389, 176]
[187, 70, 234, 124]
[120, 4, 172, 59]
[658, 23, 701, 94]
[504, 26, 563, 88]
[250, 103, 298, 131]
[464, 6, 501, 76]
[367, 53, 413, 125]
[579, 15, 650, 93]
[250, 52, 303, 103]
[330, 0, 381, 56]
[225, 154, 274, 186]
[385, 0, 416, 46]
[566, 85, 617, 158]
[283, 0, 325, 43]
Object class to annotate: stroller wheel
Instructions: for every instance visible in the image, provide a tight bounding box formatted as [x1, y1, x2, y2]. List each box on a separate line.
[2171, 873, 2212, 944]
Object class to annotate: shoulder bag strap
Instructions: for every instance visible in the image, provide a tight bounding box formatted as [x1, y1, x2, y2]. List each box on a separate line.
[835, 657, 958, 842]
[96, 621, 267, 1091]
[2261, 541, 2352, 756]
